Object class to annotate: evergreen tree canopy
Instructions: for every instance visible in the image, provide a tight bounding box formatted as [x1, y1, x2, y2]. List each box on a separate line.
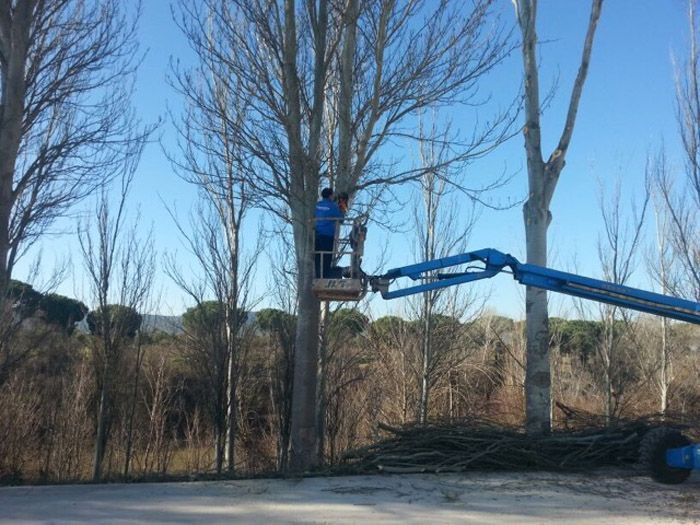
[87, 304, 142, 338]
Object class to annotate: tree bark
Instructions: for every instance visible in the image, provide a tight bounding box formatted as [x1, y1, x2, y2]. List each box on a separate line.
[289, 253, 320, 471]
[315, 303, 330, 464]
[214, 390, 226, 473]
[660, 316, 668, 416]
[604, 309, 615, 425]
[225, 244, 240, 473]
[92, 360, 111, 481]
[419, 297, 432, 425]
[523, 199, 551, 434]
[123, 331, 144, 478]
[225, 370, 237, 472]
[0, 1, 32, 288]
[336, 0, 359, 191]
[289, 181, 322, 471]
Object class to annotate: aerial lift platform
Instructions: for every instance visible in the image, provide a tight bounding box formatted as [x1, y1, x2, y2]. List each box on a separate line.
[313, 240, 700, 484]
[311, 215, 368, 301]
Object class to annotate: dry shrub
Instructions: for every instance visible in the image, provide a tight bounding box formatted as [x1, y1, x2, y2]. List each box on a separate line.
[136, 354, 178, 476]
[181, 408, 211, 474]
[0, 378, 41, 482]
[43, 362, 94, 481]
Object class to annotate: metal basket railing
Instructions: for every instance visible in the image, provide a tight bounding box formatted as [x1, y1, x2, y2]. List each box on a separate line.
[313, 215, 367, 280]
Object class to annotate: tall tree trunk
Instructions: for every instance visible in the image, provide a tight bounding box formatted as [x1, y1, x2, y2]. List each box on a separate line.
[418, 170, 437, 425]
[523, 200, 551, 434]
[122, 332, 144, 478]
[315, 303, 330, 464]
[0, 159, 12, 291]
[336, 0, 359, 191]
[225, 273, 240, 472]
[93, 323, 115, 482]
[0, 2, 32, 289]
[419, 299, 431, 425]
[447, 371, 454, 422]
[604, 310, 614, 425]
[285, 174, 322, 471]
[279, 339, 293, 471]
[289, 192, 321, 471]
[92, 373, 110, 481]
[225, 370, 237, 472]
[660, 316, 669, 416]
[289, 260, 320, 471]
[656, 204, 671, 417]
[214, 417, 224, 474]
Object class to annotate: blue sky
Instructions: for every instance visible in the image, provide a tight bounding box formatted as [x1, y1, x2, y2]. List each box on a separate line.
[15, 0, 697, 320]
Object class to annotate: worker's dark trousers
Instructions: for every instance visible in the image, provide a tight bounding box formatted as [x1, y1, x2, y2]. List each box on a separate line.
[315, 234, 335, 278]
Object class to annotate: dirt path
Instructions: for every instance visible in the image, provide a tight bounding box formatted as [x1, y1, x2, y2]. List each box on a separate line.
[0, 471, 698, 524]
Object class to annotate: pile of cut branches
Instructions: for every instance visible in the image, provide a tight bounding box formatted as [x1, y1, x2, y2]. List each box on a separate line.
[341, 409, 695, 474]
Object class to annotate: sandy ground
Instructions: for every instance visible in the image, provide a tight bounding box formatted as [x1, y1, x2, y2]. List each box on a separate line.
[0, 471, 698, 525]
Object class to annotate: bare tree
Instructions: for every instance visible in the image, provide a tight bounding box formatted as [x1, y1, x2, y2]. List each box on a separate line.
[646, 0, 700, 417]
[79, 166, 155, 482]
[168, 13, 262, 472]
[366, 315, 420, 425]
[0, 0, 151, 287]
[176, 0, 514, 471]
[512, 0, 603, 433]
[165, 202, 259, 474]
[594, 177, 648, 423]
[467, 313, 522, 416]
[408, 118, 481, 424]
[655, 0, 700, 302]
[139, 352, 178, 476]
[645, 150, 681, 416]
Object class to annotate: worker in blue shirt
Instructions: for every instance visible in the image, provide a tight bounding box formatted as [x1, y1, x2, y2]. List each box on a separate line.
[315, 187, 345, 278]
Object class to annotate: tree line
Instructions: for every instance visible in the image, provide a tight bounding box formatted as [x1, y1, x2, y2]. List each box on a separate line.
[1, 295, 698, 483]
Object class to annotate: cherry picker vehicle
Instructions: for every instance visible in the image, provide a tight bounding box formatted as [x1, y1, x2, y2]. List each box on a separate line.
[312, 230, 700, 484]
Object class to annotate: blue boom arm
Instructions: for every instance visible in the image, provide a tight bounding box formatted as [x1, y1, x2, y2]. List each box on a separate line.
[370, 248, 700, 325]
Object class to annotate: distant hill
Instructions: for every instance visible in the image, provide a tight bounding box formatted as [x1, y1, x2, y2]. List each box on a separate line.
[77, 311, 260, 336]
[142, 314, 183, 335]
[142, 311, 258, 335]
